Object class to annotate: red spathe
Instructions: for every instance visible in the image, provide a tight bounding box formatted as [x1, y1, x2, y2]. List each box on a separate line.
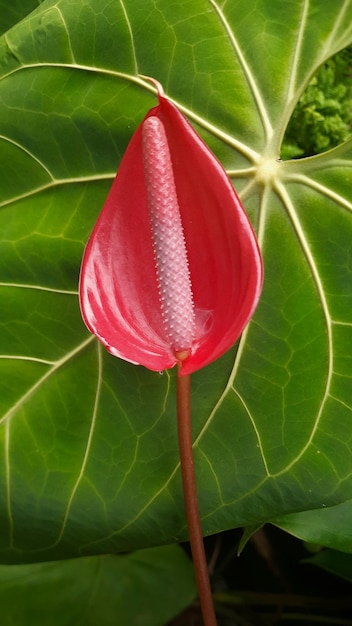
[79, 90, 263, 375]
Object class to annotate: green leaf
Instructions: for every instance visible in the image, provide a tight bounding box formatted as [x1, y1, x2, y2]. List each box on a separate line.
[0, 545, 196, 625]
[1, 0, 352, 562]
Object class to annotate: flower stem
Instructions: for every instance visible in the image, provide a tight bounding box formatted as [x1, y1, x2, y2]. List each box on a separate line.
[176, 371, 218, 626]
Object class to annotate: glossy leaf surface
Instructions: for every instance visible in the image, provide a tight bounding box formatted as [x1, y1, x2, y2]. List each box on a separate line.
[0, 0, 352, 563]
[79, 91, 262, 375]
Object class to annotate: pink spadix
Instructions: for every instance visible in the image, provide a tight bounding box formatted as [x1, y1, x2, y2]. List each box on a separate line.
[142, 116, 195, 359]
[79, 82, 263, 375]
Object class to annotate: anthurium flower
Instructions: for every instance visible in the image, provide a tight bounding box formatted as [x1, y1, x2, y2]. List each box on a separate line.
[79, 81, 263, 376]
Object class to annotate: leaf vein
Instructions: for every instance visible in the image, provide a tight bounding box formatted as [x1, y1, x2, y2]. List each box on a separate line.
[284, 173, 352, 214]
[119, 0, 138, 74]
[0, 174, 115, 209]
[0, 135, 54, 181]
[53, 342, 102, 545]
[271, 182, 333, 475]
[208, 0, 273, 142]
[285, 0, 309, 103]
[54, 5, 76, 64]
[0, 282, 78, 295]
[0, 336, 94, 427]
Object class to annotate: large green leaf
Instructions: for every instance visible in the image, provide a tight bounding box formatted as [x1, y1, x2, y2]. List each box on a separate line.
[0, 0, 352, 563]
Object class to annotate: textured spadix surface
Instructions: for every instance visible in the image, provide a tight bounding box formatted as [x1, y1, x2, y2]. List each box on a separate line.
[0, 0, 352, 565]
[142, 115, 196, 354]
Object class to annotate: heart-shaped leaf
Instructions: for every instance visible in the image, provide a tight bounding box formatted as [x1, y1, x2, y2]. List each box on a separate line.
[1, 0, 352, 563]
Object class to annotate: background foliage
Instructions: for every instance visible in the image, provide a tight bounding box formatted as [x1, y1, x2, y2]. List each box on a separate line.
[283, 45, 352, 158]
[1, 0, 352, 623]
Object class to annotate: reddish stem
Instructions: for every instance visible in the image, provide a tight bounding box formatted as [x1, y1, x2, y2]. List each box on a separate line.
[176, 371, 218, 626]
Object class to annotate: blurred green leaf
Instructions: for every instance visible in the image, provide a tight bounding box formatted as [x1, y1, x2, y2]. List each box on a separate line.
[0, 0, 40, 35]
[0, 545, 196, 626]
[305, 548, 352, 584]
[282, 49, 352, 158]
[0, 0, 352, 563]
[274, 500, 352, 554]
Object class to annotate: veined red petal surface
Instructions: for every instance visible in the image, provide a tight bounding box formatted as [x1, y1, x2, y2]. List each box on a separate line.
[79, 84, 263, 376]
